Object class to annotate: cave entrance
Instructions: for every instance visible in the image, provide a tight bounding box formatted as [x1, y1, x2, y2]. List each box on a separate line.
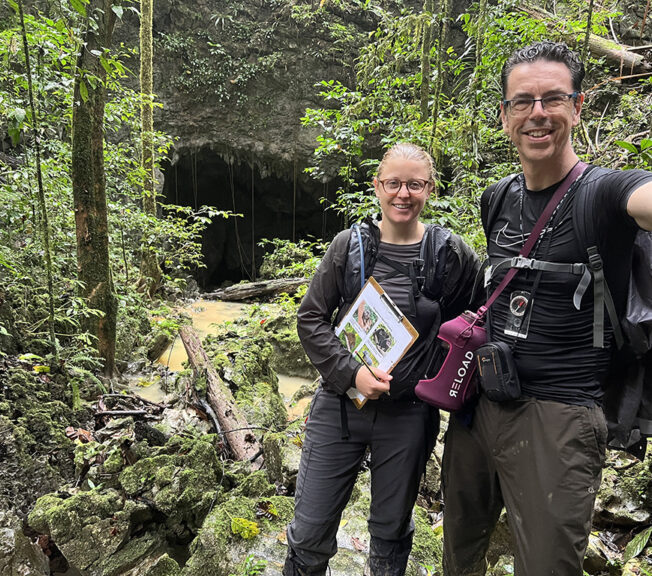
[162, 147, 342, 290]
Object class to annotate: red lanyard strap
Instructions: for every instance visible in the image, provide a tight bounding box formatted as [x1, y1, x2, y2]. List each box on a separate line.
[478, 161, 587, 319]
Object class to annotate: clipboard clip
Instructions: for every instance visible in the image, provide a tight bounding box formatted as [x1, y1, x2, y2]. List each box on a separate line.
[381, 293, 404, 322]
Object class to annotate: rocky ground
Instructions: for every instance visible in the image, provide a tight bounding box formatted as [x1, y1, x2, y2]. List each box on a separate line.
[1, 303, 651, 575]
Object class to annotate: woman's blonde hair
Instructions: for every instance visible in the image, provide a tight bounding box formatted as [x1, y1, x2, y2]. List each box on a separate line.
[377, 142, 436, 182]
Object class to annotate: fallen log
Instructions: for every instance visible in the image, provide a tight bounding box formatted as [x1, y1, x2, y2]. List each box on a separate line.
[179, 325, 264, 465]
[205, 277, 308, 302]
[519, 6, 651, 73]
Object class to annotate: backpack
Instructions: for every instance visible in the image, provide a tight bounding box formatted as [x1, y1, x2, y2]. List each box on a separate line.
[482, 171, 652, 458]
[342, 220, 451, 306]
[341, 219, 452, 388]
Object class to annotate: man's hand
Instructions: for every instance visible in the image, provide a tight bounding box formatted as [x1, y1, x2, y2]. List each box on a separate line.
[355, 366, 392, 400]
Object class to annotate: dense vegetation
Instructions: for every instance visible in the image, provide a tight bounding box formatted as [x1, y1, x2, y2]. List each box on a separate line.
[0, 0, 651, 572]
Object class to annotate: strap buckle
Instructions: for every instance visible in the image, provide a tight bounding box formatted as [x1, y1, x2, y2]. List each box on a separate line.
[511, 256, 534, 269]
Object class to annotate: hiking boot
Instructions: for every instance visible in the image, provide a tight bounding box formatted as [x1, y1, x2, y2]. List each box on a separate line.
[367, 533, 413, 576]
[282, 549, 329, 576]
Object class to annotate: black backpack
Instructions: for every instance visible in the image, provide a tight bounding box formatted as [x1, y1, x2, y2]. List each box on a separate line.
[482, 172, 652, 458]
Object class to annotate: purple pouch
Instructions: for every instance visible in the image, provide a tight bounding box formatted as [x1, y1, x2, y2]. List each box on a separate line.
[415, 311, 486, 411]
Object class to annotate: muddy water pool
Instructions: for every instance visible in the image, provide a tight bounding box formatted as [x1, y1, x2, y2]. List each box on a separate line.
[152, 299, 313, 418]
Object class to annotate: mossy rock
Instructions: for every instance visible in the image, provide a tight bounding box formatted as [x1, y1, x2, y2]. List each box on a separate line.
[204, 327, 288, 430]
[595, 450, 652, 527]
[261, 422, 303, 490]
[409, 506, 442, 574]
[0, 510, 49, 575]
[182, 495, 294, 576]
[117, 434, 222, 532]
[0, 370, 76, 514]
[231, 470, 277, 499]
[28, 489, 149, 572]
[141, 554, 182, 576]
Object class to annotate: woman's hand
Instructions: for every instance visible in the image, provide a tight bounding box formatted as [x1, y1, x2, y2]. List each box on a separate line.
[355, 366, 392, 400]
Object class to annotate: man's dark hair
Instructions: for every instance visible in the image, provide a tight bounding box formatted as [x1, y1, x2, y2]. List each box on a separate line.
[501, 41, 585, 96]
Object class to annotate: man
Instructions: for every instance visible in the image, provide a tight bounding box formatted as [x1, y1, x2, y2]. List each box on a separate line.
[441, 41, 652, 575]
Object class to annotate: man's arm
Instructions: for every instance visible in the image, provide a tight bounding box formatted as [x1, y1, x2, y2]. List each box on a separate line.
[627, 180, 652, 231]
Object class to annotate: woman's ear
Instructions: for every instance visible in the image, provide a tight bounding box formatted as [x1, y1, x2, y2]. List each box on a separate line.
[373, 177, 381, 199]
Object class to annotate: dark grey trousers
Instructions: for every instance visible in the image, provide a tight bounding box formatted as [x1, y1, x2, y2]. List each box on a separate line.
[441, 395, 607, 576]
[286, 387, 438, 568]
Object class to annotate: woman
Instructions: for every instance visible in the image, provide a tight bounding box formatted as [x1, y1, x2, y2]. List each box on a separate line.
[284, 143, 480, 576]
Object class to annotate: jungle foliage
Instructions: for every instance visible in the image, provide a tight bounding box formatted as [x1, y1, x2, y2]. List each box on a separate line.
[0, 0, 650, 385]
[0, 1, 228, 383]
[301, 0, 651, 251]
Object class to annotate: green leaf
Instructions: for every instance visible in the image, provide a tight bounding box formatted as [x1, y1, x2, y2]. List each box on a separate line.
[640, 139, 652, 151]
[615, 140, 639, 154]
[70, 0, 87, 17]
[112, 5, 123, 18]
[19, 353, 44, 362]
[79, 80, 88, 102]
[623, 525, 652, 562]
[230, 517, 259, 539]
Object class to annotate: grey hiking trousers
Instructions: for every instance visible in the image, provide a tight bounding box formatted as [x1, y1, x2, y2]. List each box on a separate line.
[286, 387, 438, 569]
[441, 395, 607, 576]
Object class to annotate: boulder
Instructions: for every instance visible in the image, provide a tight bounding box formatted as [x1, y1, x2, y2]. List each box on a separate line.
[0, 510, 49, 576]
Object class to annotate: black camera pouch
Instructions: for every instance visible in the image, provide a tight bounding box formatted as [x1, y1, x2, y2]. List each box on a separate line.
[475, 341, 521, 402]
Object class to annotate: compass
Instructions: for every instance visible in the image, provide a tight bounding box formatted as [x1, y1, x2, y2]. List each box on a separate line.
[509, 293, 529, 317]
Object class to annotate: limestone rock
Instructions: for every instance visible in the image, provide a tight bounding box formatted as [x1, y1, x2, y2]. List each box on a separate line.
[0, 511, 49, 576]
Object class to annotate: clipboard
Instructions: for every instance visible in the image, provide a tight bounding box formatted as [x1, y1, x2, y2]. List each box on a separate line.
[335, 277, 419, 408]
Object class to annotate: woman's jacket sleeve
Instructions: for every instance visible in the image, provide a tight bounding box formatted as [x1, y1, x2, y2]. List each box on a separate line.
[296, 230, 361, 395]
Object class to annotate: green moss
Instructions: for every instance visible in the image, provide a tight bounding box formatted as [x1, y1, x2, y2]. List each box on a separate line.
[28, 493, 66, 534]
[119, 454, 175, 496]
[146, 554, 181, 576]
[29, 488, 124, 541]
[410, 506, 443, 571]
[183, 495, 294, 576]
[231, 470, 276, 499]
[99, 532, 162, 576]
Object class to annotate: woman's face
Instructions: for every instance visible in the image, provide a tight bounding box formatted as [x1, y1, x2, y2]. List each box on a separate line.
[373, 157, 432, 227]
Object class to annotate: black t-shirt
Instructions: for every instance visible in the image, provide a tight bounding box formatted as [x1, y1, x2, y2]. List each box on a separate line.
[373, 241, 440, 395]
[484, 166, 652, 405]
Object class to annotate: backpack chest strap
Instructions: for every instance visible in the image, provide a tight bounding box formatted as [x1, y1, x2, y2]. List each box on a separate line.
[375, 253, 424, 316]
[484, 253, 624, 349]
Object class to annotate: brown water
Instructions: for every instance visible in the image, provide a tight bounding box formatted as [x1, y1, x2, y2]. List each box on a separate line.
[157, 300, 246, 372]
[155, 299, 313, 418]
[278, 374, 314, 420]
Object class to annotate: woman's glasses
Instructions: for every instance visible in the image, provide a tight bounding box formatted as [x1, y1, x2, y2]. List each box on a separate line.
[378, 178, 431, 195]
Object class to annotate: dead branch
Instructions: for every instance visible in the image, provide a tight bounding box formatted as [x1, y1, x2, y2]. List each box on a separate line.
[179, 325, 264, 466]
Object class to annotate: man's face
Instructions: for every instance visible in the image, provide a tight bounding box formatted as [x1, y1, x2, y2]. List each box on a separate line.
[501, 60, 583, 170]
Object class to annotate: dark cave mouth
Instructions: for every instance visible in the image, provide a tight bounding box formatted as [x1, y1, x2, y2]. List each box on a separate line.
[161, 147, 341, 289]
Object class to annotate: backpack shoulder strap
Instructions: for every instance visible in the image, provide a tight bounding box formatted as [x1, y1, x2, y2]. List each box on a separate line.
[481, 174, 519, 237]
[343, 220, 380, 304]
[571, 172, 624, 349]
[420, 223, 451, 301]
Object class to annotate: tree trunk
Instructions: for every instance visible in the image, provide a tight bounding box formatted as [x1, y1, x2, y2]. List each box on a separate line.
[137, 0, 161, 297]
[581, 0, 594, 63]
[179, 326, 264, 465]
[419, 0, 434, 123]
[429, 0, 451, 159]
[520, 5, 650, 73]
[17, 0, 58, 359]
[71, 0, 118, 376]
[206, 277, 309, 301]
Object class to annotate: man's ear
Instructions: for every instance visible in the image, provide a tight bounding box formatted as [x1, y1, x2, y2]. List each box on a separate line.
[572, 93, 584, 126]
[500, 102, 509, 133]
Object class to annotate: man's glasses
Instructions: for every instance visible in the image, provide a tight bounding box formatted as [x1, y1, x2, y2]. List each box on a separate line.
[503, 92, 579, 115]
[378, 178, 431, 195]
